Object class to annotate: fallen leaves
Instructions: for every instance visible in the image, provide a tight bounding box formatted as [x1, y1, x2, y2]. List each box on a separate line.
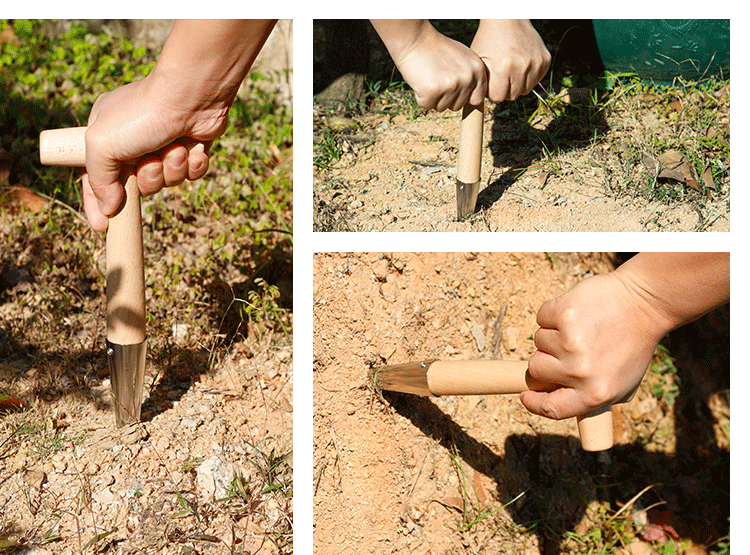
[0, 393, 27, 412]
[642, 150, 694, 183]
[3, 186, 48, 213]
[640, 149, 716, 197]
[641, 508, 681, 545]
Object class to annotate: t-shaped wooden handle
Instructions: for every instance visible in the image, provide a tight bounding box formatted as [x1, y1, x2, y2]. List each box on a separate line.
[40, 127, 146, 346]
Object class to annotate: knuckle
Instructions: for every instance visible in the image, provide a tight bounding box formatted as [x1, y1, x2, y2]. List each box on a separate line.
[539, 398, 564, 420]
[584, 381, 612, 407]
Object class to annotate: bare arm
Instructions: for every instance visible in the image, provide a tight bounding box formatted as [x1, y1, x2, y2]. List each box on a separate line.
[615, 252, 730, 331]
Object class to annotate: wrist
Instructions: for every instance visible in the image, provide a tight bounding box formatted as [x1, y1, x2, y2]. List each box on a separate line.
[610, 266, 677, 341]
[143, 63, 231, 141]
[372, 20, 436, 66]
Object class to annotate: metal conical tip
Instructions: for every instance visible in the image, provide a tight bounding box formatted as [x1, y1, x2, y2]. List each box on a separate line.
[375, 360, 435, 396]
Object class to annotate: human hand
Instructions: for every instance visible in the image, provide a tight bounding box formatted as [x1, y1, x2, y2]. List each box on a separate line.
[470, 19, 550, 102]
[81, 74, 225, 231]
[371, 20, 487, 111]
[521, 272, 670, 420]
[80, 19, 276, 232]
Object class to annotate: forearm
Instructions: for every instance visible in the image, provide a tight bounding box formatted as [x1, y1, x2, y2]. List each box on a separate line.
[614, 252, 730, 335]
[370, 19, 433, 64]
[152, 19, 277, 110]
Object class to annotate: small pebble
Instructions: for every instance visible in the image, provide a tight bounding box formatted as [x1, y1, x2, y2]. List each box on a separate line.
[372, 259, 389, 281]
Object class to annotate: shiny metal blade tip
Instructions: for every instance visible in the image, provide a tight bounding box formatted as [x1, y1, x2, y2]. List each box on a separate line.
[375, 360, 435, 396]
[456, 180, 480, 220]
[107, 339, 147, 427]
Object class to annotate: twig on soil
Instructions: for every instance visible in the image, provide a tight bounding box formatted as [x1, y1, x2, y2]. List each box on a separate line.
[504, 190, 542, 204]
[0, 419, 25, 458]
[329, 426, 343, 489]
[606, 484, 660, 523]
[407, 160, 450, 168]
[491, 304, 508, 360]
[34, 188, 90, 227]
[401, 447, 430, 523]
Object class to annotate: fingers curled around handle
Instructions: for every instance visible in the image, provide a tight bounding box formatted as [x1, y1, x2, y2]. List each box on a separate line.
[136, 139, 210, 196]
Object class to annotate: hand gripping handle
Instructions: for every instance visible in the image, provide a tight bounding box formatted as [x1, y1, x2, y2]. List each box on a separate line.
[427, 360, 614, 451]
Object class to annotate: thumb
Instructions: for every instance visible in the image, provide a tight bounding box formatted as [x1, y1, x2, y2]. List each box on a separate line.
[84, 129, 126, 217]
[90, 177, 125, 218]
[81, 171, 112, 232]
[520, 387, 588, 421]
[468, 60, 489, 107]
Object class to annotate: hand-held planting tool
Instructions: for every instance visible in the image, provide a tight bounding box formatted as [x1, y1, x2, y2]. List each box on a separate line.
[40, 127, 147, 427]
[455, 101, 484, 220]
[375, 359, 614, 451]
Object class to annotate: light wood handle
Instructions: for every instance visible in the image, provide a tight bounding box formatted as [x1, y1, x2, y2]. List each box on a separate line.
[428, 360, 539, 395]
[40, 127, 146, 346]
[40, 126, 87, 166]
[577, 405, 614, 452]
[456, 102, 484, 184]
[106, 169, 146, 345]
[427, 360, 614, 451]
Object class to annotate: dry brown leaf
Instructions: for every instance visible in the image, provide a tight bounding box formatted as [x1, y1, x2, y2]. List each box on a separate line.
[7, 186, 47, 213]
[23, 468, 47, 490]
[268, 142, 281, 168]
[666, 100, 683, 113]
[538, 171, 550, 187]
[657, 150, 696, 182]
[0, 26, 15, 45]
[440, 496, 465, 512]
[641, 151, 659, 174]
[0, 393, 27, 412]
[702, 167, 716, 190]
[471, 471, 487, 505]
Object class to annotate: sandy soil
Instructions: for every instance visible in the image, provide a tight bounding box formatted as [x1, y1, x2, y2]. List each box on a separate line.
[1, 342, 292, 555]
[0, 185, 293, 554]
[312, 252, 729, 555]
[314, 97, 729, 232]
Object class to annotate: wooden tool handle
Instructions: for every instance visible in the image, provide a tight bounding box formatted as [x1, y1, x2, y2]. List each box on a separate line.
[106, 168, 146, 345]
[40, 126, 87, 166]
[428, 360, 538, 395]
[456, 102, 484, 184]
[40, 127, 146, 346]
[427, 360, 614, 451]
[577, 405, 613, 451]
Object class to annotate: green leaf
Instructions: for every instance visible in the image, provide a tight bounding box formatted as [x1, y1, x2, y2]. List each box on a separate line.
[13, 19, 34, 36]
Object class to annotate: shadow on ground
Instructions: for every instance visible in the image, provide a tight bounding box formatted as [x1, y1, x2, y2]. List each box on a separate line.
[384, 301, 729, 554]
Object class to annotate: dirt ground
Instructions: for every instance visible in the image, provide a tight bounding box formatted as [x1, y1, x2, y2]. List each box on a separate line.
[0, 341, 292, 554]
[0, 178, 293, 553]
[313, 88, 729, 232]
[312, 253, 729, 555]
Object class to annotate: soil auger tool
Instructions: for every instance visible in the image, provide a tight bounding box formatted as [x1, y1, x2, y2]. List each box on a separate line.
[455, 101, 484, 220]
[375, 359, 614, 452]
[40, 127, 146, 428]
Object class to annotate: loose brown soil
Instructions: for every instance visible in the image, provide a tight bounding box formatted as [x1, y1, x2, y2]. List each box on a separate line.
[0, 180, 293, 554]
[312, 253, 729, 555]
